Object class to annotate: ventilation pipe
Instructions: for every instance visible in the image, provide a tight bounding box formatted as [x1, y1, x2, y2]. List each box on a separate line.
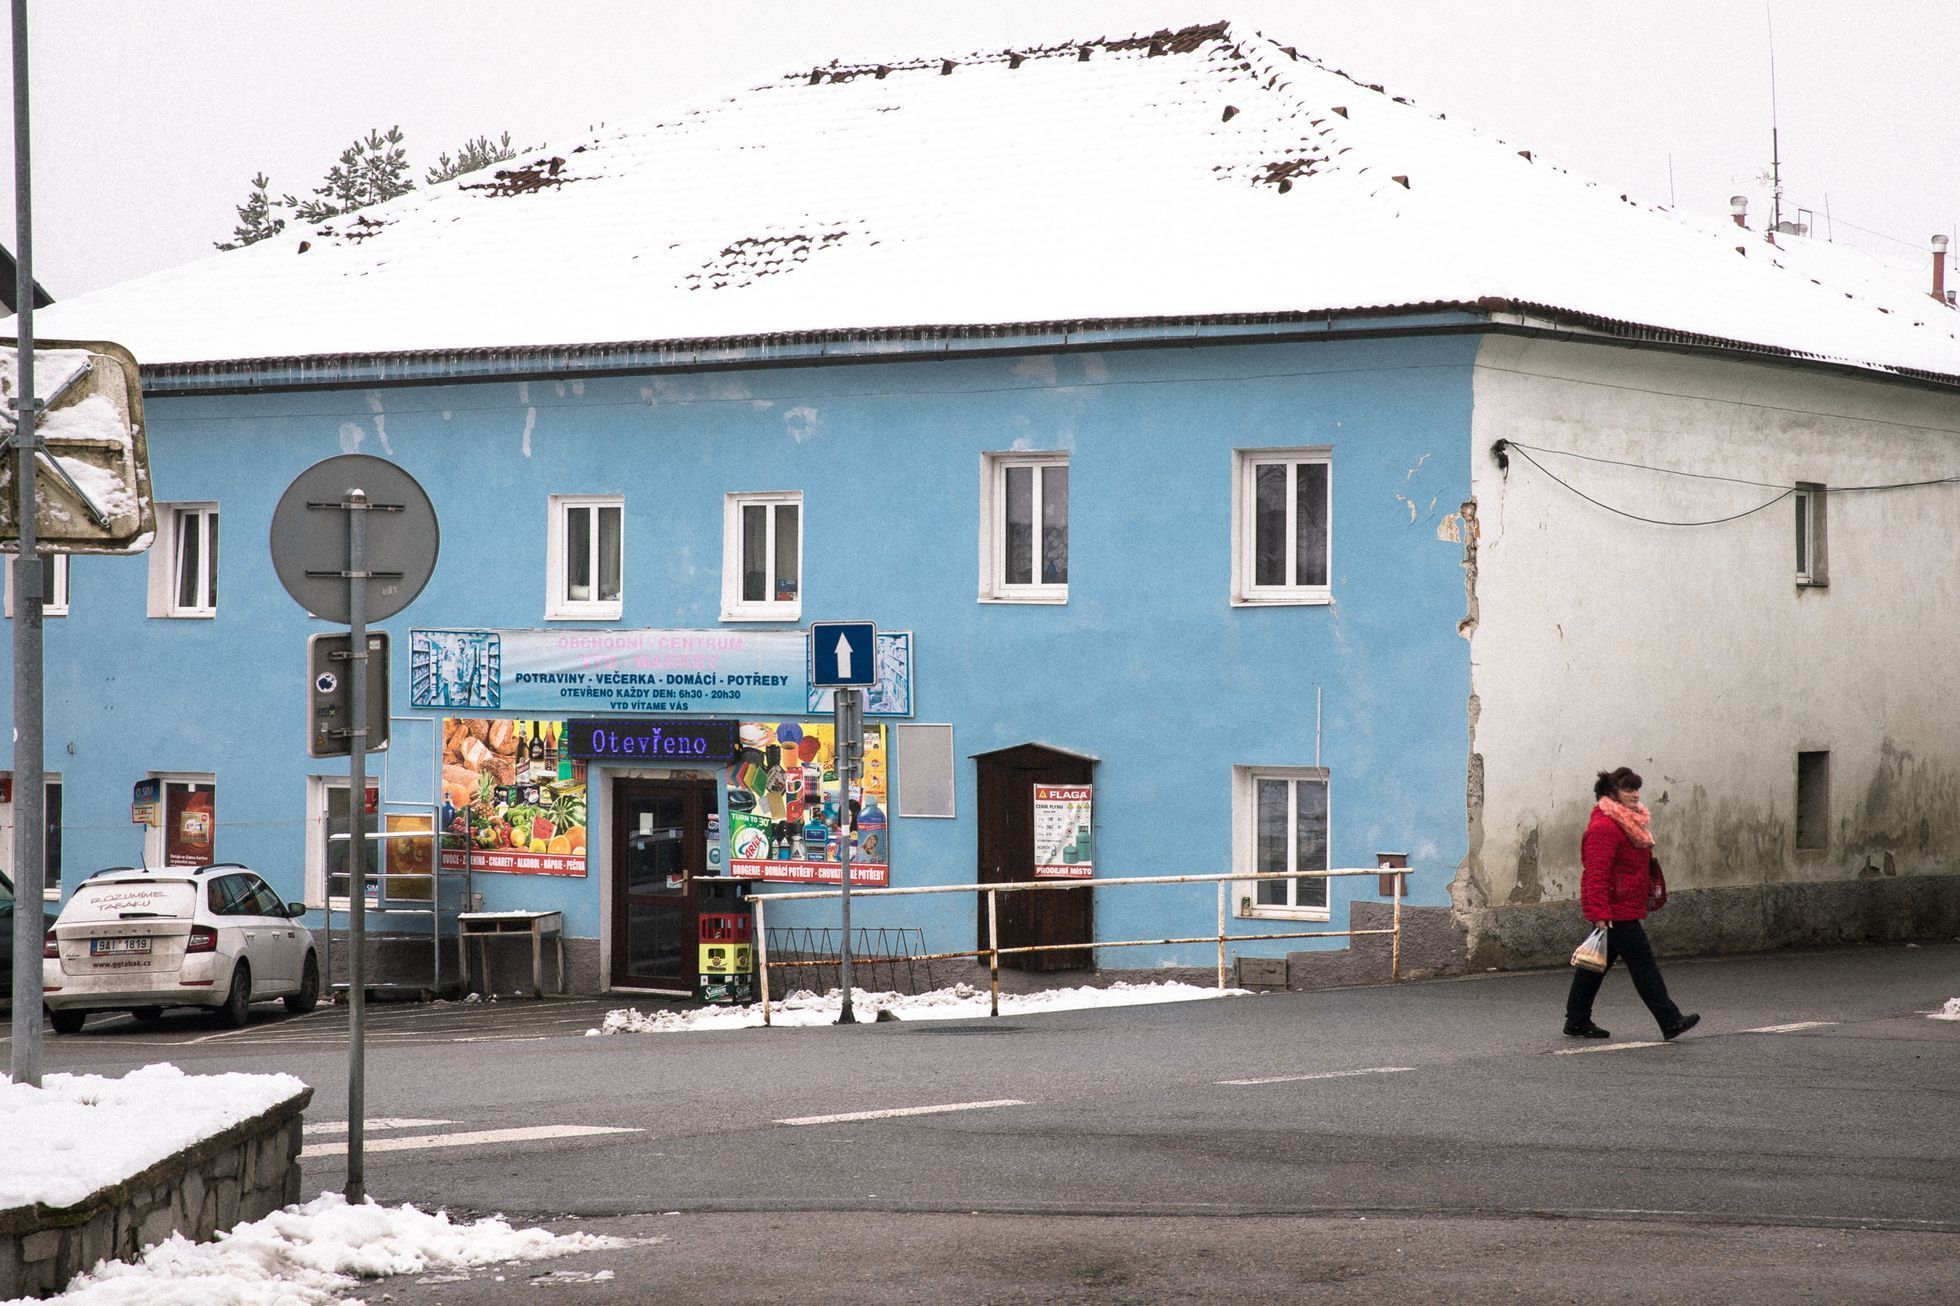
[1934, 234, 1949, 304]
[1730, 195, 1749, 228]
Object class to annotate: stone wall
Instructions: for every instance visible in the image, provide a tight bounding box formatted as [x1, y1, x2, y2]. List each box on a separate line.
[0, 1088, 311, 1300]
[1462, 877, 1960, 971]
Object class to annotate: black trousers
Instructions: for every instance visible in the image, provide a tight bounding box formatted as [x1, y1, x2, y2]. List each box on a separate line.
[1566, 919, 1684, 1031]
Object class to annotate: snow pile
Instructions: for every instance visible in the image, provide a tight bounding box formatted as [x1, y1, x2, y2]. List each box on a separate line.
[0, 1064, 308, 1210]
[36, 1192, 634, 1305]
[592, 979, 1248, 1034]
[1930, 997, 1960, 1021]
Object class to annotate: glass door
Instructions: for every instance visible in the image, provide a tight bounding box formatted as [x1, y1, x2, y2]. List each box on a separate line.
[611, 779, 712, 991]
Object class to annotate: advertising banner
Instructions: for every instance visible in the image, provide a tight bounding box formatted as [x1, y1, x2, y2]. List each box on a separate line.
[1033, 784, 1094, 878]
[726, 720, 889, 886]
[165, 786, 216, 867]
[807, 630, 915, 717]
[438, 718, 589, 876]
[410, 628, 807, 717]
[385, 813, 435, 902]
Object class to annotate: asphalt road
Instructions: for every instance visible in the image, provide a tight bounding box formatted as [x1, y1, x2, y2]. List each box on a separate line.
[13, 942, 1960, 1304]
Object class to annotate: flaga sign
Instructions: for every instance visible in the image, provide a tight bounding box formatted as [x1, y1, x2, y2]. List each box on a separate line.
[1033, 785, 1094, 878]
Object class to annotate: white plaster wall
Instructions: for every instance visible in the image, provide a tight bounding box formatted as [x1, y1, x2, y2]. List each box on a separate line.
[1464, 333, 1960, 915]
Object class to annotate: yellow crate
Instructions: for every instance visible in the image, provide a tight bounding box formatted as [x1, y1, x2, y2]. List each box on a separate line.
[698, 943, 753, 975]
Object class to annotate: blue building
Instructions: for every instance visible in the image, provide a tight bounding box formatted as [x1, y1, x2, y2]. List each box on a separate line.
[12, 23, 1960, 996]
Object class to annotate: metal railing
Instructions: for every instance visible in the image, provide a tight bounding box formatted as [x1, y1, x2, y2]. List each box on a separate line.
[751, 868, 1406, 1025]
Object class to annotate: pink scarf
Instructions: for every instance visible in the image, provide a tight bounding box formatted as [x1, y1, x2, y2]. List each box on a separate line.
[1597, 796, 1654, 848]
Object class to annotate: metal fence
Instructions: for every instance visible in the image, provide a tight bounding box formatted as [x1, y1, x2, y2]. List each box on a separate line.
[761, 925, 935, 996]
[752, 868, 1406, 1025]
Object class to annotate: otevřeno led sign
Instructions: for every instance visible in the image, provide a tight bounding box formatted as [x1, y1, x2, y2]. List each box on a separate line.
[566, 719, 738, 763]
[408, 628, 806, 716]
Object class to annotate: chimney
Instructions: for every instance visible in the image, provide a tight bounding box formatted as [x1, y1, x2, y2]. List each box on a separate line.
[1934, 234, 1950, 303]
[1730, 195, 1749, 228]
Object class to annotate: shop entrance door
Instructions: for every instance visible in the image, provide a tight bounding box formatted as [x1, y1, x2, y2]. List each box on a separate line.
[610, 778, 715, 991]
[975, 744, 1095, 971]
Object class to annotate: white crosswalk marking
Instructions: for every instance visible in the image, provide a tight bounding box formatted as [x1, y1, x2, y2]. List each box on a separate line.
[300, 1124, 640, 1159]
[1217, 1066, 1414, 1086]
[777, 1099, 1026, 1126]
[303, 1118, 452, 1135]
[1742, 1021, 1836, 1034]
[1555, 1040, 1664, 1054]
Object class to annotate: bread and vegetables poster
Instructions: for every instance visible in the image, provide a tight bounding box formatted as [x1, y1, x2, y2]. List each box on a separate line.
[438, 717, 589, 876]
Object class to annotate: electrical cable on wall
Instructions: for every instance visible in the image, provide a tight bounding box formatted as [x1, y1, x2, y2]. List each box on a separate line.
[1493, 440, 1960, 528]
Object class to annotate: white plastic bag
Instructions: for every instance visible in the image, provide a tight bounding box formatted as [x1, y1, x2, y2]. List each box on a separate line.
[1570, 924, 1609, 973]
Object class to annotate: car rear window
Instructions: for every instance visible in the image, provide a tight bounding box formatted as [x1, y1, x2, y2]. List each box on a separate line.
[61, 879, 198, 923]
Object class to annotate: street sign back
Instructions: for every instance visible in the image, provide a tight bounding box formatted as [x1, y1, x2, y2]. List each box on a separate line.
[810, 621, 877, 688]
[0, 338, 155, 555]
[269, 455, 438, 622]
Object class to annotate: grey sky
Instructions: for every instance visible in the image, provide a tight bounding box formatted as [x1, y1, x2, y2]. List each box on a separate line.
[11, 1, 1958, 301]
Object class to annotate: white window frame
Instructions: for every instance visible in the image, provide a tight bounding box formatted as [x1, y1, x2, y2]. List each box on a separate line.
[721, 491, 803, 622]
[978, 451, 1069, 604]
[146, 503, 218, 618]
[1794, 481, 1827, 588]
[547, 494, 624, 621]
[1232, 447, 1332, 606]
[305, 775, 381, 908]
[4, 553, 67, 617]
[1232, 765, 1331, 921]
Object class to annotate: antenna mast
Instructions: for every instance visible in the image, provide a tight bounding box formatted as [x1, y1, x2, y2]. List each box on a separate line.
[1767, 3, 1783, 232]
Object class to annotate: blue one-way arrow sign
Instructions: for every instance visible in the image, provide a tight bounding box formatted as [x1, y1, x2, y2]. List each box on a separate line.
[809, 621, 877, 688]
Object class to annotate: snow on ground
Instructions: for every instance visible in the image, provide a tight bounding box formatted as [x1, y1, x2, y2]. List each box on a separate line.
[0, 1065, 309, 1210]
[24, 1192, 636, 1305]
[592, 979, 1249, 1034]
[1931, 997, 1960, 1021]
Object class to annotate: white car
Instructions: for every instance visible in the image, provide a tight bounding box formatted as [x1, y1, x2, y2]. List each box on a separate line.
[42, 864, 319, 1033]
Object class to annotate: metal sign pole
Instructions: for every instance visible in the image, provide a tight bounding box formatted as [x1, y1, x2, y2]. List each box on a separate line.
[344, 488, 370, 1204]
[8, 0, 44, 1088]
[834, 687, 857, 1025]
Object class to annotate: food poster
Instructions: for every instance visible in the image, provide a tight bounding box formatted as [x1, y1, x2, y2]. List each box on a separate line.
[1033, 785, 1094, 878]
[726, 720, 889, 886]
[438, 718, 589, 876]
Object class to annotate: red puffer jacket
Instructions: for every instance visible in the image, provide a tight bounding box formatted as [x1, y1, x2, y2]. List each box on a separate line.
[1579, 807, 1656, 922]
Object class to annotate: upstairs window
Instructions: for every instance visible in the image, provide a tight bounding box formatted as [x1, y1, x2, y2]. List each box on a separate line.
[1234, 448, 1331, 605]
[1794, 482, 1827, 587]
[548, 495, 623, 620]
[147, 504, 218, 618]
[722, 492, 802, 621]
[5, 554, 67, 617]
[981, 452, 1068, 602]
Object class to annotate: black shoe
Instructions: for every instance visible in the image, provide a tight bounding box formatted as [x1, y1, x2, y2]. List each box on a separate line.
[1662, 1013, 1701, 1041]
[1563, 1021, 1611, 1039]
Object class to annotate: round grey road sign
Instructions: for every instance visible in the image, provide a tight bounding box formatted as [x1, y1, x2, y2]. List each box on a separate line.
[270, 455, 439, 623]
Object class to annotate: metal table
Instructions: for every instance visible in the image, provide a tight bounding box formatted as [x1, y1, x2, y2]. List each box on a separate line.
[456, 909, 566, 997]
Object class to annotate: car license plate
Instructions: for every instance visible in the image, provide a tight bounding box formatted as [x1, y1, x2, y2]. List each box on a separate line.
[90, 937, 152, 955]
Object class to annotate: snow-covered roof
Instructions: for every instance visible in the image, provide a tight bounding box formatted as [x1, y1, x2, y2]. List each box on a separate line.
[21, 21, 1960, 383]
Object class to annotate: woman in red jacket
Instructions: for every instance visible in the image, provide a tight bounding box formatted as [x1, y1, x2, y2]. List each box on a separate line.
[1565, 766, 1700, 1040]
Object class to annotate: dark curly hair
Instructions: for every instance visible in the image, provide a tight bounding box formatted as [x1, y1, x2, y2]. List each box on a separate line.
[1594, 767, 1644, 799]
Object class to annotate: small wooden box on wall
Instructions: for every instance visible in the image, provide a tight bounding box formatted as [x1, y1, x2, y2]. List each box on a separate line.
[1376, 851, 1408, 896]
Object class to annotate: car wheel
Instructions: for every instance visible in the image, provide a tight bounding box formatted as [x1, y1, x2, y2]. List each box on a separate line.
[285, 952, 320, 1014]
[216, 961, 252, 1029]
[130, 1007, 164, 1023]
[48, 1007, 86, 1035]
